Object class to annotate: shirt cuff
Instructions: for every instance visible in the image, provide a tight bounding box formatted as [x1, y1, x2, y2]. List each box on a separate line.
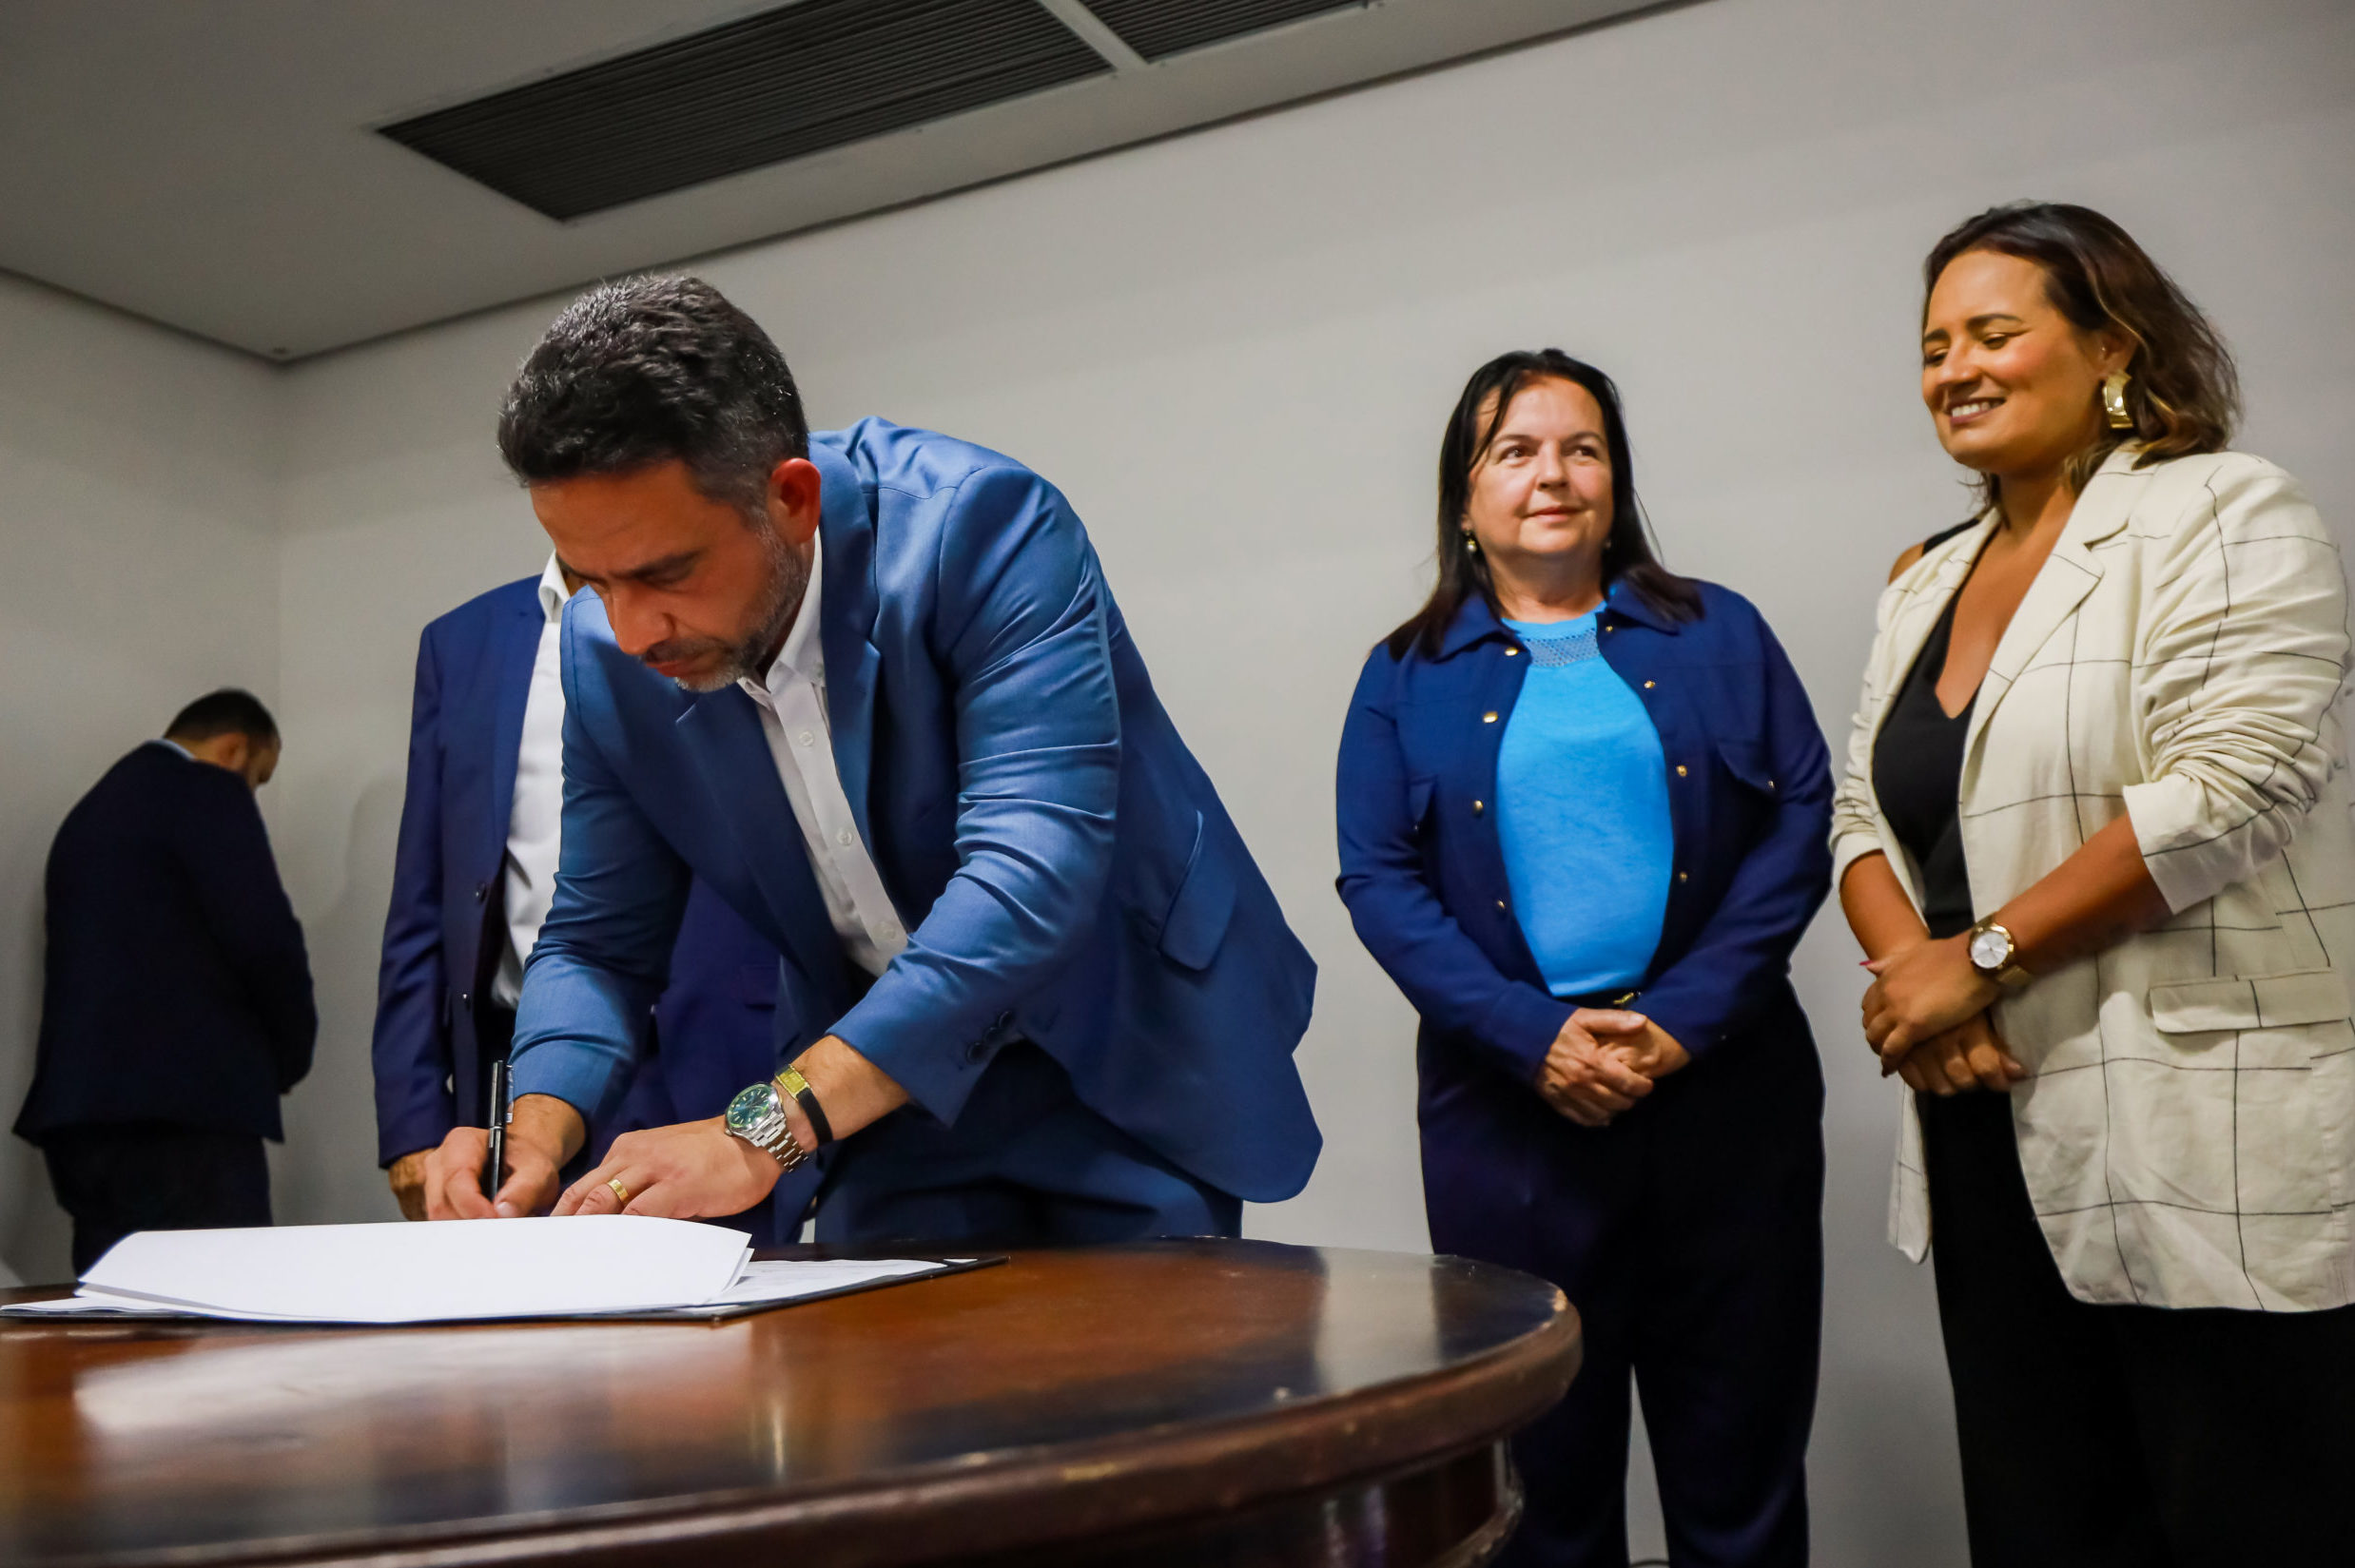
[2122, 777, 2226, 915]
[508, 1038, 627, 1127]
[1478, 984, 1573, 1082]
[1830, 828, 1887, 899]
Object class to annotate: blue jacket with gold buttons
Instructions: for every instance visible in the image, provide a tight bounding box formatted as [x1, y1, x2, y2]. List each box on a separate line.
[1335, 578, 1832, 1083]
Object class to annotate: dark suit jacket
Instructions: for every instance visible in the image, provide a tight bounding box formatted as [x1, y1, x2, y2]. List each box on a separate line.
[16, 742, 316, 1143]
[370, 577, 810, 1237]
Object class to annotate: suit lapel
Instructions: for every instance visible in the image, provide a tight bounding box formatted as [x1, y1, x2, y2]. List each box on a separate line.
[487, 594, 544, 847]
[1883, 528, 1987, 711]
[1963, 455, 2135, 761]
[674, 688, 851, 1003]
[810, 439, 884, 853]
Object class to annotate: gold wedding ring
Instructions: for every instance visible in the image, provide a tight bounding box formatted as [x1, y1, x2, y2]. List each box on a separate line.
[607, 1177, 633, 1207]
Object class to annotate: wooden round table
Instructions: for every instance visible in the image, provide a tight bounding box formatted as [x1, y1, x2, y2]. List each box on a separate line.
[0, 1239, 1579, 1567]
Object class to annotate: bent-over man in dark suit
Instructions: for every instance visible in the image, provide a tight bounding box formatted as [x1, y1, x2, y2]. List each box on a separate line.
[372, 560, 813, 1241]
[15, 689, 315, 1272]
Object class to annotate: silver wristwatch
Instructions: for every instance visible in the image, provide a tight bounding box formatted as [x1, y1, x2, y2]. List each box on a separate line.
[723, 1079, 811, 1171]
[1967, 916, 2033, 989]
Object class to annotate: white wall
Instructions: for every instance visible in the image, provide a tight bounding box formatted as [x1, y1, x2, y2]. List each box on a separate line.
[0, 272, 283, 1283]
[10, 0, 2354, 1558]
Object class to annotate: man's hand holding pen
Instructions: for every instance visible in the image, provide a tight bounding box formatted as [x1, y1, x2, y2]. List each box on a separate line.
[420, 1094, 577, 1219]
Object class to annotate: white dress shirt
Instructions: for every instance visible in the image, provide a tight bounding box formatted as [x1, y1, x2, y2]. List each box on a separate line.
[739, 532, 908, 978]
[492, 555, 570, 1008]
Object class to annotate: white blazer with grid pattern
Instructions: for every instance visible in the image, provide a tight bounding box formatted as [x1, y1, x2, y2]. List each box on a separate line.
[1833, 447, 2355, 1310]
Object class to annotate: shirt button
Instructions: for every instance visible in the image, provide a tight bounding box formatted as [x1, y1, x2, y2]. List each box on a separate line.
[797, 730, 816, 747]
[1482, 711, 1499, 724]
[879, 921, 902, 940]
[835, 829, 854, 847]
[1676, 765, 1689, 777]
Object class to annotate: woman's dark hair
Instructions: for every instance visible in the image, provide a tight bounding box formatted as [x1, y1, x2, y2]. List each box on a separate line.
[1387, 350, 1698, 659]
[1924, 203, 2239, 503]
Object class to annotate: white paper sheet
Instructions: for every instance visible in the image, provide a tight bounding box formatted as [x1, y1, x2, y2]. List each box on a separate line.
[0, 1227, 971, 1326]
[49, 1216, 749, 1323]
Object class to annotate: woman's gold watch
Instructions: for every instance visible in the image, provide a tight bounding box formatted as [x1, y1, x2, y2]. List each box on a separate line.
[1967, 916, 2034, 989]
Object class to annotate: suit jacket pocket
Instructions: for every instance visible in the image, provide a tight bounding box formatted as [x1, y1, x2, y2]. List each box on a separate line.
[2148, 968, 2352, 1036]
[1713, 736, 1778, 795]
[1159, 810, 1236, 973]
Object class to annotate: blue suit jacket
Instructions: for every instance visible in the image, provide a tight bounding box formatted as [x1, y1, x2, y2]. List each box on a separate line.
[17, 743, 315, 1143]
[1335, 582, 1833, 1084]
[370, 578, 808, 1236]
[511, 420, 1321, 1203]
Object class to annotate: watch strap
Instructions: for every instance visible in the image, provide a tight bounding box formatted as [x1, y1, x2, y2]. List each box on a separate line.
[775, 1064, 834, 1146]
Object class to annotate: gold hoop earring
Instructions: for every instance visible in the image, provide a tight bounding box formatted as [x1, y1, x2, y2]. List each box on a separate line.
[2102, 370, 2133, 432]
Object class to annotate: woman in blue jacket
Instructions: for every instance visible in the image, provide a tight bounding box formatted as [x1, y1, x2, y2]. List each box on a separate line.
[1336, 351, 1833, 1568]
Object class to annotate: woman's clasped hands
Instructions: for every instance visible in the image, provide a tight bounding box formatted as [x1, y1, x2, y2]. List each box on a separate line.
[1535, 1008, 1691, 1127]
[1861, 936, 2027, 1095]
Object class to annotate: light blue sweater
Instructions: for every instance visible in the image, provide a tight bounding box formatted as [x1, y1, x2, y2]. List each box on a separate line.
[1497, 611, 1673, 997]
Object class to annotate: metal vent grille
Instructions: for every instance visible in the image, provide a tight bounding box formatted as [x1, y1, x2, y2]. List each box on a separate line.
[380, 0, 1110, 221]
[1082, 0, 1366, 61]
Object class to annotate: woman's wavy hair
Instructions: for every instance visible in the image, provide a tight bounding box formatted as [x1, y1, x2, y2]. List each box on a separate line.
[1386, 350, 1698, 659]
[1924, 203, 2239, 505]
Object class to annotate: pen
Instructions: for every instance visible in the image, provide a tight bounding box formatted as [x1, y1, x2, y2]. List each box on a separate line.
[481, 1056, 511, 1210]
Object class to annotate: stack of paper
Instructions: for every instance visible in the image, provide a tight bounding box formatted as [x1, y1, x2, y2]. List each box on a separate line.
[0, 1216, 968, 1324]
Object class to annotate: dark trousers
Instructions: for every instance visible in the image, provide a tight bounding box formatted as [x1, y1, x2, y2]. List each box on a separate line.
[1420, 1000, 1823, 1568]
[816, 1042, 1241, 1247]
[42, 1123, 271, 1275]
[1920, 1089, 2355, 1567]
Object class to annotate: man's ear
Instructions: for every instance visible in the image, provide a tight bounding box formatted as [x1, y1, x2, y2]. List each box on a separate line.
[765, 457, 824, 546]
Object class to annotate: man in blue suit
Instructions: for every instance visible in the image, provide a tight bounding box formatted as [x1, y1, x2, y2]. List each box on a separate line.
[17, 689, 314, 1272]
[418, 275, 1317, 1242]
[372, 560, 812, 1242]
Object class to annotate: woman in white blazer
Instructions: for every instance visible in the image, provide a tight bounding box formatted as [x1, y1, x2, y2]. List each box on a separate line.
[1835, 203, 2354, 1567]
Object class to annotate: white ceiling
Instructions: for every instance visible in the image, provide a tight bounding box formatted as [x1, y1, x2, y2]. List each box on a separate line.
[0, 0, 1658, 361]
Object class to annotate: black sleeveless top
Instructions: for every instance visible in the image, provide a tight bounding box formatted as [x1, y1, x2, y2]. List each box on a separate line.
[1872, 532, 1980, 940]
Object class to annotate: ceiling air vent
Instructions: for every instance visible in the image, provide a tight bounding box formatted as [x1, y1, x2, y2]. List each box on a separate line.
[1082, 0, 1367, 62]
[380, 0, 1110, 221]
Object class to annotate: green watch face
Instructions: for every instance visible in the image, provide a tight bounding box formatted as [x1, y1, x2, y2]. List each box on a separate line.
[725, 1082, 780, 1134]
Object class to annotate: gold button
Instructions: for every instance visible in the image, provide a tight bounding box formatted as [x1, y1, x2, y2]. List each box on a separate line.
[1504, 647, 1520, 657]
[1471, 800, 1485, 815]
[1643, 680, 1655, 689]
[1768, 779, 1777, 790]
[1676, 764, 1688, 777]
[1495, 900, 1508, 912]
[1678, 871, 1689, 883]
[1482, 711, 1499, 723]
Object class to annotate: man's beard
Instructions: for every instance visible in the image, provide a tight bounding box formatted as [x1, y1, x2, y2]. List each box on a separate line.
[651, 524, 808, 693]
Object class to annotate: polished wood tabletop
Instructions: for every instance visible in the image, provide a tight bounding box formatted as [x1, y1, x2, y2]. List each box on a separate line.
[0, 1239, 1579, 1568]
